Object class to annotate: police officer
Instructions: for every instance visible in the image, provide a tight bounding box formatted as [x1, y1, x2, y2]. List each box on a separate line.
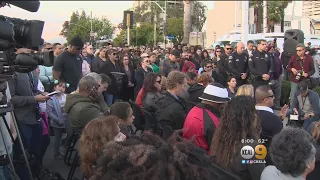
[216, 44, 232, 86]
[249, 39, 273, 89]
[228, 42, 249, 87]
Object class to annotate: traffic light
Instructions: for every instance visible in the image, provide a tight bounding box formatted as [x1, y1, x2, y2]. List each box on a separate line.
[123, 11, 134, 29]
[159, 23, 164, 35]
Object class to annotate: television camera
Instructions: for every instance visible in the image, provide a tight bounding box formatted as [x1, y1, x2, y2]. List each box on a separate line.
[0, 1, 54, 80]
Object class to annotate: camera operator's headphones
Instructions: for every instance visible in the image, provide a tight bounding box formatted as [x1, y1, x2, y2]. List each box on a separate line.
[53, 79, 70, 88]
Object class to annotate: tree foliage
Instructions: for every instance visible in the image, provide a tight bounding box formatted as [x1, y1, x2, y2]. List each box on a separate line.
[133, 0, 207, 41]
[60, 10, 114, 43]
[249, 0, 292, 33]
[191, 1, 207, 32]
[166, 18, 183, 43]
[113, 22, 164, 47]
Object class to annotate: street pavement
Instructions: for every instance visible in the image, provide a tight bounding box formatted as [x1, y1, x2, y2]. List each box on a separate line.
[43, 136, 81, 179]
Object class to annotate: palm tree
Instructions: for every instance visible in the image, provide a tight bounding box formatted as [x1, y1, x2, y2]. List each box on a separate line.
[250, 0, 263, 33]
[280, 0, 292, 32]
[267, 1, 282, 32]
[182, 0, 192, 44]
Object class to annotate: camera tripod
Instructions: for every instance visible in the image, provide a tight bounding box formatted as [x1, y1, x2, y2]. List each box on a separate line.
[0, 103, 33, 180]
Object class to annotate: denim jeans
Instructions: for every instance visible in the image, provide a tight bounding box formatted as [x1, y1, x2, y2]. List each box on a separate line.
[18, 122, 43, 177]
[290, 82, 298, 107]
[104, 92, 118, 106]
[0, 166, 10, 180]
[303, 117, 319, 130]
[53, 128, 64, 156]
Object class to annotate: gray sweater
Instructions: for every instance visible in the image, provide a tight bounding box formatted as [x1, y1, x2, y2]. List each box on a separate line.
[8, 72, 40, 125]
[261, 166, 304, 180]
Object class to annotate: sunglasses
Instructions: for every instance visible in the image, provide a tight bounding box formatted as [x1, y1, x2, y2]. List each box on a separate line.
[226, 48, 232, 50]
[264, 94, 275, 99]
[112, 53, 118, 56]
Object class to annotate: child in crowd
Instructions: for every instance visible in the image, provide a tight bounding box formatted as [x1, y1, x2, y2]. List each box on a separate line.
[46, 80, 68, 159]
[35, 66, 51, 166]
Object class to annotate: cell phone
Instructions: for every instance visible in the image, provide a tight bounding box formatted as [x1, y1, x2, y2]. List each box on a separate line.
[46, 91, 61, 96]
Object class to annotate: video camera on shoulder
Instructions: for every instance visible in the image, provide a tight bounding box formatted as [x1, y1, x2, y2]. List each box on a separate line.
[0, 1, 54, 80]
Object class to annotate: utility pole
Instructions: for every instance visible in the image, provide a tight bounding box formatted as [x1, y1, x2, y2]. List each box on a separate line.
[263, 1, 268, 33]
[90, 11, 93, 45]
[127, 13, 130, 46]
[164, 0, 167, 50]
[241, 1, 249, 44]
[154, 15, 157, 47]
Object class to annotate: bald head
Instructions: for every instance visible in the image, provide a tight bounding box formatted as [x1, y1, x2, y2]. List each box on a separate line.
[236, 42, 245, 54]
[79, 76, 98, 93]
[255, 85, 272, 104]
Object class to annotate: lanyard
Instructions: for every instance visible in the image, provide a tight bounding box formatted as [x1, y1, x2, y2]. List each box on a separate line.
[301, 96, 307, 109]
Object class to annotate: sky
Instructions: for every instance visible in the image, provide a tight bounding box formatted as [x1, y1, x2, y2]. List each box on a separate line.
[0, 1, 213, 43]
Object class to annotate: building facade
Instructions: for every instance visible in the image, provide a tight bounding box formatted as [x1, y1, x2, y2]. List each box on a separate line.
[303, 1, 320, 19]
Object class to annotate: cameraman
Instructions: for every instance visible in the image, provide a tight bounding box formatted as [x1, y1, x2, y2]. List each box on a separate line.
[287, 43, 315, 106]
[286, 80, 320, 130]
[8, 48, 50, 178]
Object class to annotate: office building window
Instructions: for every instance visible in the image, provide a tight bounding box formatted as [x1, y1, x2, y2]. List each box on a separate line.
[284, 21, 291, 27]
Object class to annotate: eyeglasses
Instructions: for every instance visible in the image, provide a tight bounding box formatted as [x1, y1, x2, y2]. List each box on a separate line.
[112, 53, 118, 56]
[264, 94, 275, 99]
[144, 60, 150, 63]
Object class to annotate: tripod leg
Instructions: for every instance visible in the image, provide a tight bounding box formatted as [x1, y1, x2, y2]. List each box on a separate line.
[10, 111, 33, 180]
[0, 117, 18, 180]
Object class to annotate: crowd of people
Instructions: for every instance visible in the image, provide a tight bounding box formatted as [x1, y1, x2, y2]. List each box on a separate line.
[1, 35, 320, 180]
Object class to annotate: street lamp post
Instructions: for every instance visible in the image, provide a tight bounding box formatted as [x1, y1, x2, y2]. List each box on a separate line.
[136, 23, 140, 47]
[152, 1, 167, 49]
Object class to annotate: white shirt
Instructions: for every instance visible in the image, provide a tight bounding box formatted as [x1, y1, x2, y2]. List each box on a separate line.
[37, 79, 46, 113]
[255, 106, 274, 113]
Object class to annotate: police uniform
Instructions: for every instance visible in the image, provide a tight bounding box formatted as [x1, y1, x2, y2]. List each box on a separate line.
[217, 54, 231, 86]
[249, 50, 273, 89]
[228, 52, 249, 86]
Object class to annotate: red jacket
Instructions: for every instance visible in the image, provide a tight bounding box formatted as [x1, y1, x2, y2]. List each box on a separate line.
[135, 88, 144, 108]
[182, 104, 220, 152]
[287, 54, 315, 83]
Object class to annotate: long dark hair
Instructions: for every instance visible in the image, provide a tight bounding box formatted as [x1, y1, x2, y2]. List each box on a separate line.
[210, 96, 261, 170]
[141, 73, 161, 99]
[90, 131, 239, 180]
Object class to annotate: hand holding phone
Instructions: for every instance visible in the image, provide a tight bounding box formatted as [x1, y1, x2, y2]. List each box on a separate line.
[46, 91, 61, 96]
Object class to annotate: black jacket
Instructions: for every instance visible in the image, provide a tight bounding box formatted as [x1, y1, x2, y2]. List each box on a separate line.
[134, 67, 153, 97]
[91, 57, 106, 73]
[155, 91, 187, 139]
[142, 92, 162, 113]
[98, 60, 125, 95]
[187, 84, 205, 103]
